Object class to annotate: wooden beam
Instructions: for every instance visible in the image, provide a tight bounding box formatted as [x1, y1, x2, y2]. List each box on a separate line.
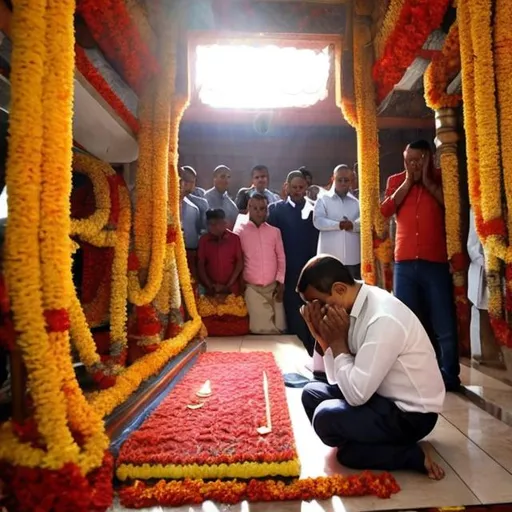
[182, 105, 434, 129]
[447, 72, 462, 95]
[395, 57, 430, 92]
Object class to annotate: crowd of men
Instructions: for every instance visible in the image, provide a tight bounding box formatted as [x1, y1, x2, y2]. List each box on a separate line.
[179, 140, 462, 395]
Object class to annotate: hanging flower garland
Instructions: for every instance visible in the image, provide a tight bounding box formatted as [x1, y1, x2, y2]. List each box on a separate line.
[495, 0, 512, 324]
[0, 0, 112, 508]
[75, 45, 140, 134]
[424, 23, 462, 110]
[76, 0, 160, 96]
[352, 20, 381, 285]
[373, 0, 451, 102]
[458, 0, 512, 348]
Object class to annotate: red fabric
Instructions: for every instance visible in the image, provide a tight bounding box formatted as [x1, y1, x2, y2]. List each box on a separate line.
[380, 171, 447, 263]
[202, 315, 249, 337]
[197, 230, 242, 294]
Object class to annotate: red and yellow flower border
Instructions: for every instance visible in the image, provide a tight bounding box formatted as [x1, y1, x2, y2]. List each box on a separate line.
[198, 294, 248, 318]
[373, 0, 451, 103]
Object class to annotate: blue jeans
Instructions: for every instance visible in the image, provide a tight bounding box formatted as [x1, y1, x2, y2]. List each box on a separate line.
[394, 260, 460, 389]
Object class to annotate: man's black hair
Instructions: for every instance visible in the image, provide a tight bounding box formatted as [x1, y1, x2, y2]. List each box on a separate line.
[249, 192, 268, 203]
[299, 166, 313, 180]
[408, 139, 432, 152]
[180, 165, 197, 178]
[297, 255, 355, 294]
[251, 165, 268, 176]
[206, 208, 226, 221]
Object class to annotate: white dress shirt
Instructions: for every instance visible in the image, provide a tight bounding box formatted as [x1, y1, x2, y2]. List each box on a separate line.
[286, 196, 315, 219]
[320, 284, 445, 413]
[313, 190, 361, 266]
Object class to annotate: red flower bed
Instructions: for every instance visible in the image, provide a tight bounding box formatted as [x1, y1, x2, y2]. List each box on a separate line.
[202, 314, 249, 337]
[373, 0, 451, 102]
[117, 352, 298, 470]
[119, 471, 400, 508]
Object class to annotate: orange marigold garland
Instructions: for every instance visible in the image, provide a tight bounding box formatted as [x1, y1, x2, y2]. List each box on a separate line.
[119, 472, 400, 508]
[373, 0, 451, 103]
[424, 23, 462, 110]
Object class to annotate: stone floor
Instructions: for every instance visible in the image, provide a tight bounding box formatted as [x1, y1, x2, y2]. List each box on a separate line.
[112, 335, 512, 512]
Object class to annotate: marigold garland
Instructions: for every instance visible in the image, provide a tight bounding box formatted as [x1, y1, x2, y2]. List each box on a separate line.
[373, 0, 451, 102]
[198, 294, 248, 318]
[458, 0, 512, 348]
[1, 3, 111, 507]
[374, 0, 404, 60]
[119, 472, 400, 508]
[75, 45, 140, 134]
[424, 23, 462, 110]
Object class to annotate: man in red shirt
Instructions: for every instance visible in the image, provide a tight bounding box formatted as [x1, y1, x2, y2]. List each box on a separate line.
[380, 140, 460, 391]
[197, 209, 244, 296]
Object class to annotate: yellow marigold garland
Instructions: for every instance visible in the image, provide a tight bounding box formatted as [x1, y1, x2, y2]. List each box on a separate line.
[198, 294, 248, 318]
[2, 0, 76, 467]
[70, 153, 113, 238]
[353, 20, 381, 284]
[1, 0, 107, 474]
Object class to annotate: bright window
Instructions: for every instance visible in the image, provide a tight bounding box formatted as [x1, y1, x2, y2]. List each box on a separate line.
[195, 44, 331, 109]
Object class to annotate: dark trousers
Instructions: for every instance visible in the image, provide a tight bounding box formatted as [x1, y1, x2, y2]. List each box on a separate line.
[346, 264, 361, 280]
[283, 287, 315, 356]
[302, 381, 437, 472]
[394, 260, 460, 389]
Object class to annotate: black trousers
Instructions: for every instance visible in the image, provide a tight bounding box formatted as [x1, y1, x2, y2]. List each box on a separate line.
[301, 381, 438, 472]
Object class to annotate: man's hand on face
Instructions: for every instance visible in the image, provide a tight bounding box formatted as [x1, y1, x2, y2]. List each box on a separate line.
[421, 153, 430, 185]
[318, 305, 351, 356]
[301, 301, 328, 352]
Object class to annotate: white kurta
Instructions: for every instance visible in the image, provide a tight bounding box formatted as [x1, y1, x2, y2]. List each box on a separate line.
[467, 209, 488, 310]
[313, 190, 361, 266]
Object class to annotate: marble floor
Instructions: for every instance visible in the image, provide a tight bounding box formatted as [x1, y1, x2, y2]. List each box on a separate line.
[112, 335, 512, 512]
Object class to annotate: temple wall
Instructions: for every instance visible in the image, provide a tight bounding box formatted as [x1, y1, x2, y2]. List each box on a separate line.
[178, 122, 435, 193]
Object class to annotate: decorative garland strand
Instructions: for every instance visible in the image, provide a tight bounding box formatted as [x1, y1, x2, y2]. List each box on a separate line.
[1, 0, 78, 466]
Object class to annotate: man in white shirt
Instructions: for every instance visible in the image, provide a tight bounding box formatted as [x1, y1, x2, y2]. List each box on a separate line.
[313, 165, 361, 279]
[296, 255, 445, 480]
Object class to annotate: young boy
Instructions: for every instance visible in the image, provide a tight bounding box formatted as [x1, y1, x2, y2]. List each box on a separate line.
[197, 209, 243, 296]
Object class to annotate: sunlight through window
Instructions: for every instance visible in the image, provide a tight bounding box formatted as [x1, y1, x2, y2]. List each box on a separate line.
[195, 44, 331, 109]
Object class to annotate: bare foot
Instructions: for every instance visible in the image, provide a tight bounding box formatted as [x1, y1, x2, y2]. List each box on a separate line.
[420, 441, 445, 480]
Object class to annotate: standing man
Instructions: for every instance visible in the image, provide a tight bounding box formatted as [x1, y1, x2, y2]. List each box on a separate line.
[297, 255, 445, 479]
[204, 165, 239, 229]
[235, 194, 286, 334]
[180, 166, 208, 232]
[197, 209, 244, 297]
[380, 139, 460, 391]
[235, 165, 281, 213]
[313, 165, 361, 280]
[180, 175, 202, 278]
[268, 171, 319, 356]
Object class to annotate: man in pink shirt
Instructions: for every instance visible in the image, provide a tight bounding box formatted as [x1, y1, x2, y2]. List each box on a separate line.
[235, 193, 286, 334]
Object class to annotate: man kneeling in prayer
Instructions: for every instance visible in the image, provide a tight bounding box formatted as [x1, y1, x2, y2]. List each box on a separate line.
[297, 255, 445, 480]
